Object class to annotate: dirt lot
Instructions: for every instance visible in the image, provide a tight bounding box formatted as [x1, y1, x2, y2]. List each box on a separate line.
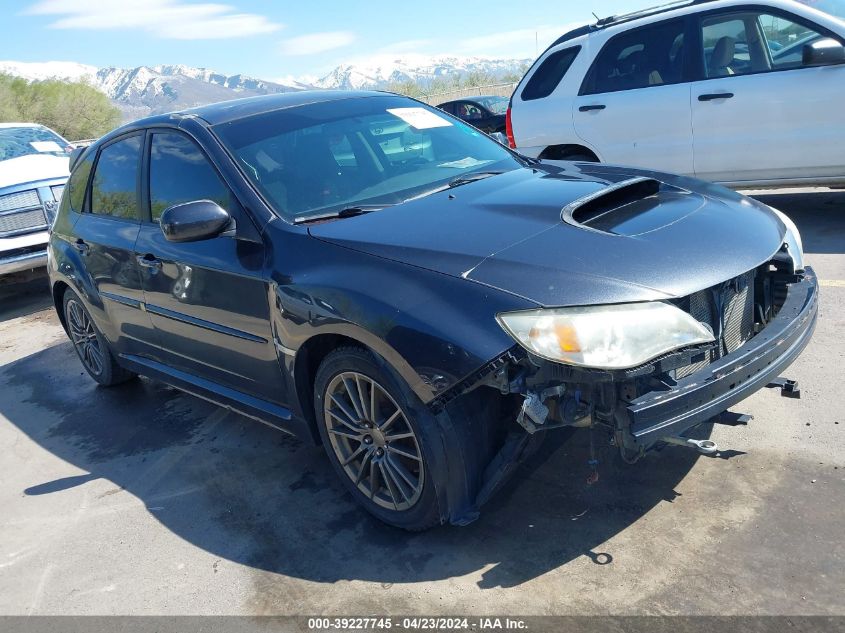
[0, 188, 842, 616]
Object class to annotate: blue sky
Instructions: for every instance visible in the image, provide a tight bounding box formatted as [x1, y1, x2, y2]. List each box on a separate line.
[0, 0, 654, 81]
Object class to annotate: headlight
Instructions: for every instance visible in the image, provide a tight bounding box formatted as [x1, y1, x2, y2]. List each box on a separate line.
[769, 207, 804, 272]
[496, 302, 715, 370]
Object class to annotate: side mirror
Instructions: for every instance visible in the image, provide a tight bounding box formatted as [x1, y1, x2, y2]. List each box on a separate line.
[803, 38, 845, 66]
[159, 200, 232, 243]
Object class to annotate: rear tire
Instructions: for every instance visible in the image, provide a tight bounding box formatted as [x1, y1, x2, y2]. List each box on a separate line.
[314, 347, 444, 531]
[62, 289, 136, 387]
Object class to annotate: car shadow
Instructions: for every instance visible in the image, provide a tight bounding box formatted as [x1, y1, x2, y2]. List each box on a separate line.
[1, 340, 703, 589]
[4, 189, 835, 590]
[750, 189, 845, 255]
[0, 271, 53, 322]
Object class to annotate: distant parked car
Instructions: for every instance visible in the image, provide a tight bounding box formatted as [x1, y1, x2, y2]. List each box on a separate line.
[507, 0, 845, 188]
[0, 123, 70, 276]
[437, 96, 508, 135]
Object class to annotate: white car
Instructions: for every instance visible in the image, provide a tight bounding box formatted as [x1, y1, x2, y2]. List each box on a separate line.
[0, 123, 70, 276]
[507, 0, 845, 188]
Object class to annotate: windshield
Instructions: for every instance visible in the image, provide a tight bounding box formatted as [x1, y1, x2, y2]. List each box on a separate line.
[475, 96, 509, 114]
[0, 126, 70, 162]
[213, 96, 522, 222]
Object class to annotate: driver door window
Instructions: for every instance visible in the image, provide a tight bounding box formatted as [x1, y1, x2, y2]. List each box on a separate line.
[149, 132, 230, 221]
[758, 13, 828, 69]
[700, 11, 834, 77]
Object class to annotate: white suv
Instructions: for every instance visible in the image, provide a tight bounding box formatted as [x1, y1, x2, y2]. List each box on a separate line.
[0, 123, 70, 276]
[507, 0, 845, 188]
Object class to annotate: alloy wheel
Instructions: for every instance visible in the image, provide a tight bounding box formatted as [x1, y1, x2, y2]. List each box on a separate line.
[66, 298, 104, 377]
[323, 371, 424, 511]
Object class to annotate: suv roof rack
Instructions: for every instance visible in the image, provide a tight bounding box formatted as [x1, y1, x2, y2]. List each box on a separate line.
[547, 0, 720, 50]
[595, 0, 719, 28]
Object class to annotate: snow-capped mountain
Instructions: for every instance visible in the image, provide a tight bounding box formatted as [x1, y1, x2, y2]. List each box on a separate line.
[314, 55, 531, 90]
[0, 57, 529, 120]
[0, 61, 98, 83]
[0, 61, 306, 120]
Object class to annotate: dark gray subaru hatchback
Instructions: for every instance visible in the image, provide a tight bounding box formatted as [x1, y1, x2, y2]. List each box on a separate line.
[48, 91, 818, 530]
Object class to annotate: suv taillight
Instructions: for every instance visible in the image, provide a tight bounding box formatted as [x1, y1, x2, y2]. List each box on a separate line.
[505, 106, 516, 148]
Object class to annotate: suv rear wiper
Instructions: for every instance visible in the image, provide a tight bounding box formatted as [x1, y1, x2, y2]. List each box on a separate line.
[294, 204, 392, 224]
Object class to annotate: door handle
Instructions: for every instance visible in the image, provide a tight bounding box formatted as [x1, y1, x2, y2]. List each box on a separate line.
[136, 254, 162, 270]
[698, 92, 734, 101]
[579, 104, 607, 112]
[72, 239, 89, 254]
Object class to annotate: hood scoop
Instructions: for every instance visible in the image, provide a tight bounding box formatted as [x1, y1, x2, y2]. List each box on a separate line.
[562, 177, 700, 237]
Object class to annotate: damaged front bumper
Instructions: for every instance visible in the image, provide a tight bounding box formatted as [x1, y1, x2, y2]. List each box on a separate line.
[621, 267, 818, 452]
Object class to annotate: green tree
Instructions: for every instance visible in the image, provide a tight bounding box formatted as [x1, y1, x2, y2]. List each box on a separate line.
[0, 74, 121, 141]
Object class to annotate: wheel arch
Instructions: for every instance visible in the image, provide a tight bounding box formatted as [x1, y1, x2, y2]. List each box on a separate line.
[52, 280, 71, 334]
[291, 328, 435, 437]
[539, 143, 600, 162]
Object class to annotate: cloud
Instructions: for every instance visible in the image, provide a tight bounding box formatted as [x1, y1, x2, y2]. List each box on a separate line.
[25, 0, 281, 40]
[279, 31, 356, 56]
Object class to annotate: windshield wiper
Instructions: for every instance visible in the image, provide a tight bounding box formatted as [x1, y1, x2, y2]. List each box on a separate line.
[447, 170, 505, 188]
[403, 171, 506, 204]
[294, 204, 392, 225]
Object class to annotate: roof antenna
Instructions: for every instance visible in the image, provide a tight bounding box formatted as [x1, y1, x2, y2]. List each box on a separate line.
[592, 11, 601, 21]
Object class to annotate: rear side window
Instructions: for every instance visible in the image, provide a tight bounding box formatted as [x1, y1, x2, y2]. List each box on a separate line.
[582, 20, 687, 94]
[90, 135, 142, 220]
[148, 132, 230, 222]
[64, 153, 94, 214]
[521, 46, 581, 101]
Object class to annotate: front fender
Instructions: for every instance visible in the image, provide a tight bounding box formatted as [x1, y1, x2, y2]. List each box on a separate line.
[269, 231, 537, 408]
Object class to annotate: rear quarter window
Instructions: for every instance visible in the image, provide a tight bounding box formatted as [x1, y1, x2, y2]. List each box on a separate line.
[61, 153, 94, 215]
[520, 46, 581, 101]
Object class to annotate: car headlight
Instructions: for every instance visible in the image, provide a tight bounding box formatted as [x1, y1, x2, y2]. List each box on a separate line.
[768, 207, 804, 272]
[496, 302, 715, 370]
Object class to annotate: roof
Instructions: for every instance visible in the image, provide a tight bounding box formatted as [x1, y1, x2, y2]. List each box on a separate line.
[180, 89, 390, 126]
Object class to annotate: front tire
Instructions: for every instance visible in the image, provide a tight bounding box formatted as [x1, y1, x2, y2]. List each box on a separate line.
[63, 289, 135, 386]
[314, 347, 442, 531]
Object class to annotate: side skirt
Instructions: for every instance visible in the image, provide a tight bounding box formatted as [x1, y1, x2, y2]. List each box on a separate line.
[118, 354, 317, 444]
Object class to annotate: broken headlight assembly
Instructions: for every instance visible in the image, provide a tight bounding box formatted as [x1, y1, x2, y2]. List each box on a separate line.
[496, 302, 715, 370]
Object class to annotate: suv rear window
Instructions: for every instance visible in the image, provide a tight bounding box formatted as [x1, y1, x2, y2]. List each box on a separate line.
[521, 46, 580, 101]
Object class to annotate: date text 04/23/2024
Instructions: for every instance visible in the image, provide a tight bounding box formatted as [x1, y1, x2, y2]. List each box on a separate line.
[306, 617, 528, 631]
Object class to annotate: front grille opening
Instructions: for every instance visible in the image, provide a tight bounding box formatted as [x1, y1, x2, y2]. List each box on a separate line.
[0, 207, 48, 236]
[672, 270, 756, 380]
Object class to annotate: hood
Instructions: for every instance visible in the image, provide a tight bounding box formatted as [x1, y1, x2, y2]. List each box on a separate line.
[309, 164, 786, 307]
[0, 154, 69, 190]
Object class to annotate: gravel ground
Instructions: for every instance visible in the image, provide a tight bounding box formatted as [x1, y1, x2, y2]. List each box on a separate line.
[0, 188, 842, 616]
